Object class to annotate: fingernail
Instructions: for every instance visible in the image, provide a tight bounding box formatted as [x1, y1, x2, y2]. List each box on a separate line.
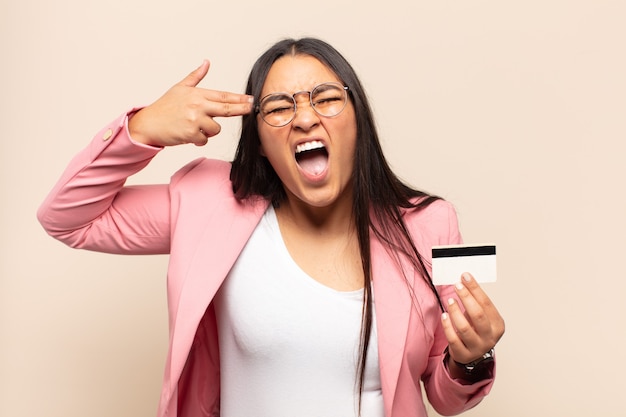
[447, 298, 455, 306]
[462, 273, 472, 282]
[247, 96, 255, 103]
[455, 282, 464, 290]
[442, 312, 449, 320]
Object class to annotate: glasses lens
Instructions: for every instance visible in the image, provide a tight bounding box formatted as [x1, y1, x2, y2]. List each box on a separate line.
[259, 94, 295, 127]
[311, 83, 347, 117]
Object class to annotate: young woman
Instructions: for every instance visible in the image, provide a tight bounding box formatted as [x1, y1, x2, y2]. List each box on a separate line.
[38, 38, 504, 417]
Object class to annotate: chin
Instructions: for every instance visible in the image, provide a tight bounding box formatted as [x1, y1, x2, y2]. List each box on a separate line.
[301, 189, 348, 209]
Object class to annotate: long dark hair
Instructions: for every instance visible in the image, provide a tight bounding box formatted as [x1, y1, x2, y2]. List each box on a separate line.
[230, 37, 443, 410]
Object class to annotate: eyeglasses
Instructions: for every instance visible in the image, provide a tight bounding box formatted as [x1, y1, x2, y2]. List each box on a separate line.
[256, 82, 349, 127]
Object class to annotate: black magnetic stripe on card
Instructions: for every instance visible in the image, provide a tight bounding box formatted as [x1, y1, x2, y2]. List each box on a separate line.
[432, 245, 496, 258]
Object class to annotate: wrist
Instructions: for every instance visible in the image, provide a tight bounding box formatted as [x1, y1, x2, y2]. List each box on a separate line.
[127, 108, 155, 146]
[444, 347, 495, 382]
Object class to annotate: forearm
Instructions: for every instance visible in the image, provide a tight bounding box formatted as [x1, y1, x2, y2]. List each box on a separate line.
[37, 110, 170, 254]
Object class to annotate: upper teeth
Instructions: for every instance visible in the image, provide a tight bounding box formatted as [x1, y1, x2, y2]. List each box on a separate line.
[296, 140, 325, 154]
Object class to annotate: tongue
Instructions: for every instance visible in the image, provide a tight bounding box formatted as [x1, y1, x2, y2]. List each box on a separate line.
[297, 150, 328, 176]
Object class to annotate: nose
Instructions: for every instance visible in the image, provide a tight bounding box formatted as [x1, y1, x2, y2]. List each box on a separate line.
[292, 93, 320, 130]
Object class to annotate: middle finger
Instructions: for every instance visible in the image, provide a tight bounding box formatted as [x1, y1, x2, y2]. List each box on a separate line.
[454, 278, 492, 336]
[202, 89, 254, 117]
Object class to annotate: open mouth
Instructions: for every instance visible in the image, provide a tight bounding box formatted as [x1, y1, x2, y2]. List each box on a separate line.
[295, 140, 329, 176]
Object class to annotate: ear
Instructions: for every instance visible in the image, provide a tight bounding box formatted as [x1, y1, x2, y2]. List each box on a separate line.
[259, 142, 266, 157]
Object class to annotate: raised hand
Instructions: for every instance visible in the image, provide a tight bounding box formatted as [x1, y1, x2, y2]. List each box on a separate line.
[128, 60, 254, 147]
[441, 273, 505, 377]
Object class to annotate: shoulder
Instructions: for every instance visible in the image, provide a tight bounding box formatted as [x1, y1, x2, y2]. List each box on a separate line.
[402, 198, 462, 248]
[168, 158, 268, 212]
[403, 198, 458, 229]
[170, 158, 233, 194]
[172, 158, 231, 182]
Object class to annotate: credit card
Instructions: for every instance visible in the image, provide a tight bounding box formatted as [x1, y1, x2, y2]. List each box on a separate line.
[431, 244, 497, 285]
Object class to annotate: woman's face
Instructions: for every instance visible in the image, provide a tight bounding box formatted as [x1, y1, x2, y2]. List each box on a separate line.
[257, 55, 357, 211]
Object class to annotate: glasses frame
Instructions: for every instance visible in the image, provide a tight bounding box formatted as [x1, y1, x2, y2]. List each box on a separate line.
[255, 82, 350, 127]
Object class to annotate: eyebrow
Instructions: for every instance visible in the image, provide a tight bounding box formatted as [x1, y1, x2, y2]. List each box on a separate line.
[311, 83, 339, 93]
[261, 93, 292, 103]
[261, 82, 341, 100]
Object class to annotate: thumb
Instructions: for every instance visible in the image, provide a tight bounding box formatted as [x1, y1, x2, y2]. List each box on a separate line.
[178, 59, 210, 87]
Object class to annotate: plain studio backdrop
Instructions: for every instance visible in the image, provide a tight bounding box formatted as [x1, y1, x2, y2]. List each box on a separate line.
[1, 1, 624, 416]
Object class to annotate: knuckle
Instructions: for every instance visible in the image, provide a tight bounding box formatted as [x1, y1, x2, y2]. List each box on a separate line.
[184, 125, 199, 138]
[222, 102, 232, 117]
[472, 309, 488, 323]
[455, 322, 472, 336]
[184, 112, 200, 127]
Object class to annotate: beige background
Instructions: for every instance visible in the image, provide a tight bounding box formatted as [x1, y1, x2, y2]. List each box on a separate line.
[2, 1, 625, 416]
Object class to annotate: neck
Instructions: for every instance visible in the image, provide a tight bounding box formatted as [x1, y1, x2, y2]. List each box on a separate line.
[273, 188, 364, 292]
[275, 191, 355, 237]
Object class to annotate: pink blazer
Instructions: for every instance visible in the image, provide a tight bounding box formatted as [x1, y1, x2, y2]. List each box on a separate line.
[38, 111, 494, 417]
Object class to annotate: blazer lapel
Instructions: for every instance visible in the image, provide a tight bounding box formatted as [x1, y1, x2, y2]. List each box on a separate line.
[168, 197, 269, 392]
[371, 235, 412, 415]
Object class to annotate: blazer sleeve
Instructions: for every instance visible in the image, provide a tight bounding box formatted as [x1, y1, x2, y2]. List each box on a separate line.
[37, 110, 172, 255]
[421, 201, 496, 416]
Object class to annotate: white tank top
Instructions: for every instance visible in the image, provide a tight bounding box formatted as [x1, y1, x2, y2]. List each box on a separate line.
[214, 206, 383, 417]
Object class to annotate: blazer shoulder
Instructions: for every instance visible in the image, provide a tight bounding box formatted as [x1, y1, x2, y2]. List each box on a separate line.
[404, 198, 458, 224]
[170, 158, 233, 194]
[403, 198, 462, 248]
[168, 158, 268, 216]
